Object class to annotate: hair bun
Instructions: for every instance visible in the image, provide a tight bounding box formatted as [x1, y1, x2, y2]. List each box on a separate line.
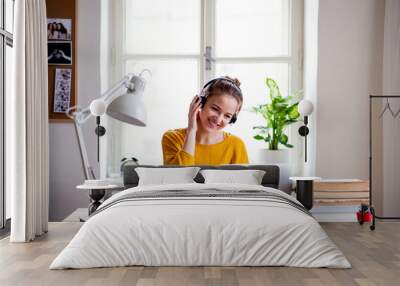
[225, 76, 241, 87]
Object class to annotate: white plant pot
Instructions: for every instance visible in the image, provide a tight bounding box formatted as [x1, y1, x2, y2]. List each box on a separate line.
[257, 149, 290, 164]
[255, 148, 292, 193]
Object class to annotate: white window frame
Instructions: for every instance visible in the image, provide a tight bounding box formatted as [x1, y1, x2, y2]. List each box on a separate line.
[204, 0, 303, 92]
[111, 0, 303, 91]
[204, 0, 304, 176]
[111, 0, 204, 85]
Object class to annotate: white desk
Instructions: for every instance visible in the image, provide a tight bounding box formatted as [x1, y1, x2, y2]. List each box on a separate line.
[77, 184, 123, 215]
[63, 208, 87, 222]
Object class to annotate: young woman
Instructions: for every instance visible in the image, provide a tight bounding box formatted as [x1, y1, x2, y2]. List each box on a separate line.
[56, 23, 68, 40]
[47, 23, 54, 39]
[162, 76, 249, 166]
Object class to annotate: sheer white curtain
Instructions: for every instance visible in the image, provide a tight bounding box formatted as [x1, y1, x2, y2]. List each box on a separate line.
[9, 0, 49, 242]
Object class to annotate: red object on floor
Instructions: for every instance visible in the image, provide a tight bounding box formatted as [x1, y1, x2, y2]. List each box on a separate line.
[357, 211, 373, 222]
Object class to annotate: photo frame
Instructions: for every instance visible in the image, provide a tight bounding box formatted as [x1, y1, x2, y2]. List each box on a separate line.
[48, 42, 72, 65]
[53, 68, 72, 113]
[47, 18, 72, 41]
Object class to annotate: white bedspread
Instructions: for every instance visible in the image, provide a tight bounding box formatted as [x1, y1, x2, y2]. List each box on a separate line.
[50, 183, 351, 269]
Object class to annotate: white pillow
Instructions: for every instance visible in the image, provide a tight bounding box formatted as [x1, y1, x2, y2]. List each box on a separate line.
[200, 169, 266, 185]
[135, 167, 200, 186]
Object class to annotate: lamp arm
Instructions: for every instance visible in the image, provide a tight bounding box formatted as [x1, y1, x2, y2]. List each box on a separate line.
[65, 74, 134, 124]
[101, 74, 134, 105]
[73, 120, 96, 180]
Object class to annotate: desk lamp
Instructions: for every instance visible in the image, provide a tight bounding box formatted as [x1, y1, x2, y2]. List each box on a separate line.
[66, 73, 147, 180]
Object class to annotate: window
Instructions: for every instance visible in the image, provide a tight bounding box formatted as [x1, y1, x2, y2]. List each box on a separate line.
[103, 0, 303, 175]
[0, 0, 14, 230]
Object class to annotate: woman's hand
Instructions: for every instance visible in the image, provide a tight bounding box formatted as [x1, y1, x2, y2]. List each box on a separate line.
[183, 96, 201, 156]
[187, 95, 201, 132]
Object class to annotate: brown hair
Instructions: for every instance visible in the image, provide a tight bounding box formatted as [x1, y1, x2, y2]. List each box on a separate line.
[204, 76, 243, 111]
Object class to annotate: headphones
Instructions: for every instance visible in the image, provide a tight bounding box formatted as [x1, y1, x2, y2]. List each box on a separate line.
[199, 77, 242, 124]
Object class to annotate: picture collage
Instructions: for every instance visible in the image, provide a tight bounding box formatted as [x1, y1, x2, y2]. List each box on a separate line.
[47, 18, 72, 113]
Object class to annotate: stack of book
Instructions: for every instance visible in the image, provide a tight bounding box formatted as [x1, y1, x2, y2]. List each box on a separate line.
[313, 179, 369, 206]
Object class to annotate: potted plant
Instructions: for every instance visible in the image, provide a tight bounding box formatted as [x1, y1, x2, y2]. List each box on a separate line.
[252, 78, 301, 163]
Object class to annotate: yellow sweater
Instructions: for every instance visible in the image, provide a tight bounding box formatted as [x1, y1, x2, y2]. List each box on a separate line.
[162, 128, 249, 166]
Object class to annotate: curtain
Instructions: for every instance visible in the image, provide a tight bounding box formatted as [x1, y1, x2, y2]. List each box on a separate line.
[9, 0, 49, 242]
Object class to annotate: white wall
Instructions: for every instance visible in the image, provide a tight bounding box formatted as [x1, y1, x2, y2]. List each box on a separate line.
[302, 0, 319, 176]
[381, 0, 400, 217]
[49, 0, 101, 221]
[315, 0, 384, 180]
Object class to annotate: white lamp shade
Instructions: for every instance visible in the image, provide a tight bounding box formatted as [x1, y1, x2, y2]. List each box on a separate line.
[298, 99, 314, 116]
[89, 99, 106, 116]
[106, 93, 147, 126]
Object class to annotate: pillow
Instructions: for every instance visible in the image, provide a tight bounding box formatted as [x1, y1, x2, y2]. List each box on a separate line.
[200, 169, 266, 185]
[135, 167, 200, 186]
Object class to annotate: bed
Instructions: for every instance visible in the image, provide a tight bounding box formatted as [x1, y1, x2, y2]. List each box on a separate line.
[50, 165, 351, 269]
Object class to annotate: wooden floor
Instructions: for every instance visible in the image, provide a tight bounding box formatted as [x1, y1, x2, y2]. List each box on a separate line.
[0, 221, 399, 286]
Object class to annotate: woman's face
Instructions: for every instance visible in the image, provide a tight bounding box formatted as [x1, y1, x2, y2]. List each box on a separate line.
[198, 94, 239, 132]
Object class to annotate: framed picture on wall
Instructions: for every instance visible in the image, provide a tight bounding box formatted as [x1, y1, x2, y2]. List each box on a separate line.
[48, 42, 72, 65]
[47, 18, 72, 40]
[53, 68, 72, 113]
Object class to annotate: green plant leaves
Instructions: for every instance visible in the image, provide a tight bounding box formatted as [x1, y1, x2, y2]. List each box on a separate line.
[252, 77, 301, 150]
[266, 78, 282, 100]
[282, 143, 294, 148]
[253, 134, 271, 143]
[253, 126, 270, 134]
[279, 134, 288, 145]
